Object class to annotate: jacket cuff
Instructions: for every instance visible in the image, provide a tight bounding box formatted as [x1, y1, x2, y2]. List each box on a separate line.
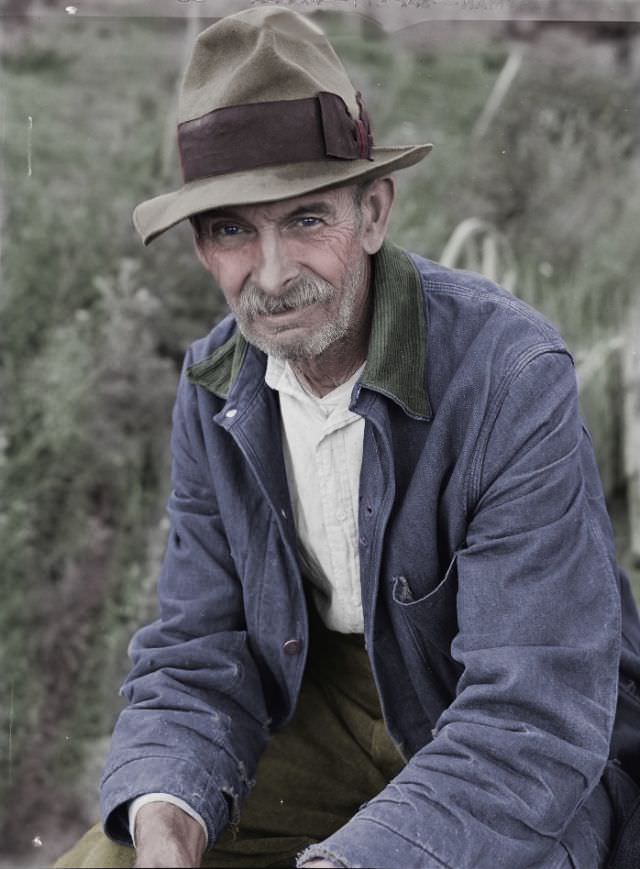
[101, 756, 229, 848]
[298, 816, 449, 869]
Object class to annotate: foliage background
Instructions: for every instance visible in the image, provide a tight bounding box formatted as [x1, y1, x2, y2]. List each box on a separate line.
[1, 1, 639, 864]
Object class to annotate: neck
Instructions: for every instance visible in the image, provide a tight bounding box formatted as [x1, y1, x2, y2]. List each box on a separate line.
[291, 343, 367, 398]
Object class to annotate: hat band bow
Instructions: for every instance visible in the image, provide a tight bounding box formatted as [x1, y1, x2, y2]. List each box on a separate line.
[178, 91, 373, 184]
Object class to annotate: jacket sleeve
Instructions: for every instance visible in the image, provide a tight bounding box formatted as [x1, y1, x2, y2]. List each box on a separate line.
[100, 350, 270, 846]
[302, 349, 621, 868]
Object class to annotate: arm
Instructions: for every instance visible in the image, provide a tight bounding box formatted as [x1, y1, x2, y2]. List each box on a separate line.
[100, 350, 270, 850]
[301, 350, 621, 868]
[133, 802, 206, 869]
[129, 794, 208, 847]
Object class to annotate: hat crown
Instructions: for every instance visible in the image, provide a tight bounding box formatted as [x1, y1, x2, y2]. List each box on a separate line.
[179, 6, 360, 124]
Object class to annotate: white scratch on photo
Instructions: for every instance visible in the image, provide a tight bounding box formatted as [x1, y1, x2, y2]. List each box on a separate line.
[27, 116, 33, 177]
[8, 681, 14, 784]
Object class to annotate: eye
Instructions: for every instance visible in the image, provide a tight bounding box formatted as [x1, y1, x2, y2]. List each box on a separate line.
[202, 221, 248, 243]
[295, 216, 322, 229]
[219, 223, 243, 237]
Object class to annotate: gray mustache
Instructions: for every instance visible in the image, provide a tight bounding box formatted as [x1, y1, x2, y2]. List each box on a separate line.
[237, 276, 335, 318]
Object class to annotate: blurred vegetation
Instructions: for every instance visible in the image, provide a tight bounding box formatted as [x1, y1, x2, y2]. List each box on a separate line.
[1, 14, 226, 857]
[1, 9, 639, 863]
[321, 15, 640, 349]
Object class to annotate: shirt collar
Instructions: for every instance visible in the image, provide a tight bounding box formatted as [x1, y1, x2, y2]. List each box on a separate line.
[360, 240, 430, 419]
[264, 354, 288, 393]
[187, 239, 430, 419]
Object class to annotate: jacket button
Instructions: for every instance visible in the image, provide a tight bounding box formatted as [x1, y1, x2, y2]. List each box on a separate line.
[282, 638, 302, 656]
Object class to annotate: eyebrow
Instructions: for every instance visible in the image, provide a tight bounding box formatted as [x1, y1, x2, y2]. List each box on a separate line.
[200, 200, 336, 225]
[283, 201, 336, 220]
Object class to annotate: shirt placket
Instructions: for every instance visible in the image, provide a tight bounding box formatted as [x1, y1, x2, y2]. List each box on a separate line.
[317, 409, 364, 632]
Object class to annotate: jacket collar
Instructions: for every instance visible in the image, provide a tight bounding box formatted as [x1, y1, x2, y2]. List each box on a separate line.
[186, 239, 430, 419]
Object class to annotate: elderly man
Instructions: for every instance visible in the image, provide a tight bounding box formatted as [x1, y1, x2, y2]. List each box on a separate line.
[57, 6, 640, 869]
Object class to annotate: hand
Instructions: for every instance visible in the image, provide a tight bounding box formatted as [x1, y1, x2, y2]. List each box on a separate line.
[133, 802, 206, 868]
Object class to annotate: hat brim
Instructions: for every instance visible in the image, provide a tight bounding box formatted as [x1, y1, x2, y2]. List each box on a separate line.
[133, 144, 432, 245]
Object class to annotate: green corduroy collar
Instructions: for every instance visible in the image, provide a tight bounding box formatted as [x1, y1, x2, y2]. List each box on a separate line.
[187, 239, 430, 419]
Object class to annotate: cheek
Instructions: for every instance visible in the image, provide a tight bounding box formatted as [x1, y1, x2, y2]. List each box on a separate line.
[294, 231, 362, 286]
[200, 249, 248, 307]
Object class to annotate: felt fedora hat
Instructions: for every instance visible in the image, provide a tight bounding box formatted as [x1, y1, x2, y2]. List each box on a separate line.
[133, 5, 432, 245]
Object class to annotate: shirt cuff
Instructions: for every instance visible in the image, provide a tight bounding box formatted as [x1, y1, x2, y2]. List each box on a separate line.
[128, 793, 209, 848]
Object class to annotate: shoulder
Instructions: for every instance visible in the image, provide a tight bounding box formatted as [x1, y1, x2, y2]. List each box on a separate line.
[410, 251, 564, 346]
[407, 251, 572, 393]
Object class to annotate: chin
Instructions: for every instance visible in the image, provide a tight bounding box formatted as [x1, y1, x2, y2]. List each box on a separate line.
[256, 339, 318, 362]
[242, 323, 343, 361]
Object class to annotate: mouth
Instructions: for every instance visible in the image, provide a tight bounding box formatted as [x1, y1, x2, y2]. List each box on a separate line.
[257, 301, 320, 325]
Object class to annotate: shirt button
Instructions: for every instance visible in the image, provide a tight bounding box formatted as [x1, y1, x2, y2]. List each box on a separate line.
[225, 408, 237, 419]
[282, 638, 302, 656]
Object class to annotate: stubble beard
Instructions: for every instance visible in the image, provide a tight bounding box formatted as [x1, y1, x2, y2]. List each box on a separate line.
[231, 255, 366, 362]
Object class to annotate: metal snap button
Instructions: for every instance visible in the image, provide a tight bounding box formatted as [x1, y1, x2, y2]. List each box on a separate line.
[282, 638, 302, 656]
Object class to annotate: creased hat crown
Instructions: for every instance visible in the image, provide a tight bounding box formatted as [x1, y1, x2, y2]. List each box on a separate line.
[180, 7, 360, 122]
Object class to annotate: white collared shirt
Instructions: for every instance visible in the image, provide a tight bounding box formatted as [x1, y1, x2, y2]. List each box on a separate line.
[265, 355, 365, 633]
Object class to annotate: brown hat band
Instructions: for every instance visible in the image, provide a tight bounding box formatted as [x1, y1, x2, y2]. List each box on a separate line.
[178, 91, 373, 183]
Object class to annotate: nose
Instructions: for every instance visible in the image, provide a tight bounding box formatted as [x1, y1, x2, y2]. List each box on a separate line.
[252, 231, 299, 296]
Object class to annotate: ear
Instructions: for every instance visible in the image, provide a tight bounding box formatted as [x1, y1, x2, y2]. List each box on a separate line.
[359, 176, 396, 255]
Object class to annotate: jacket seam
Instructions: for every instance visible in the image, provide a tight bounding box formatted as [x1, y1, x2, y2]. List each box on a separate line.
[102, 753, 213, 784]
[466, 345, 572, 515]
[584, 507, 623, 740]
[424, 279, 562, 341]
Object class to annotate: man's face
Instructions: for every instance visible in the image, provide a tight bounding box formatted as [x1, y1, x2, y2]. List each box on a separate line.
[194, 186, 370, 361]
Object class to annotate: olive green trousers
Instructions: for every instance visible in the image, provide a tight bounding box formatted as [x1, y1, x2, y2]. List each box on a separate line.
[54, 608, 405, 868]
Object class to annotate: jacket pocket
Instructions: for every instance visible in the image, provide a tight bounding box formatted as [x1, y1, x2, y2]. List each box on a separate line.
[391, 554, 459, 658]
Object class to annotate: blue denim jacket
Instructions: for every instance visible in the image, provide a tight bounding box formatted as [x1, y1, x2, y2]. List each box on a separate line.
[101, 242, 640, 868]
